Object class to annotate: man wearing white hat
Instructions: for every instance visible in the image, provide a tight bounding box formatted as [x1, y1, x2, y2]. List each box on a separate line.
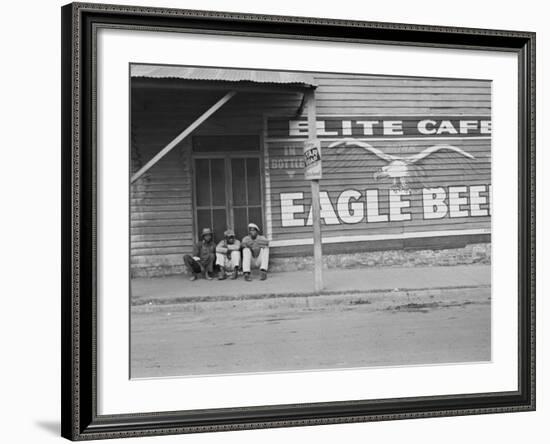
[241, 222, 269, 281]
[215, 229, 241, 280]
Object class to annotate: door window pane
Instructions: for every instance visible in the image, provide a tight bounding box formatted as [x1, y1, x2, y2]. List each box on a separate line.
[195, 156, 263, 243]
[196, 209, 212, 238]
[246, 158, 261, 205]
[195, 159, 211, 207]
[211, 159, 226, 206]
[212, 209, 227, 244]
[248, 207, 263, 234]
[233, 207, 248, 240]
[231, 159, 247, 206]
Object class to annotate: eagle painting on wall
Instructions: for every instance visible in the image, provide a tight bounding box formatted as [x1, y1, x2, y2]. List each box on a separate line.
[328, 138, 477, 192]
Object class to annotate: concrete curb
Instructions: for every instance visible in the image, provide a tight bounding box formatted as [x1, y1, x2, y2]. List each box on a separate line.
[132, 284, 491, 310]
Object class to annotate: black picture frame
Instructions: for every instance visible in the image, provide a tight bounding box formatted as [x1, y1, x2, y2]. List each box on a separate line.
[61, 2, 536, 440]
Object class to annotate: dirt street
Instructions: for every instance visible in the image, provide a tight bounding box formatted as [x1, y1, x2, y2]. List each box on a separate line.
[131, 287, 490, 378]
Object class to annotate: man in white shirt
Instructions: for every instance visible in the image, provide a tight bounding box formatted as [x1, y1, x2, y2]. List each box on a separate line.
[215, 229, 241, 280]
[241, 223, 269, 281]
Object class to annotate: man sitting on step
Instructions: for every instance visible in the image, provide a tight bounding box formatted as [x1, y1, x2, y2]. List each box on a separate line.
[183, 227, 216, 281]
[241, 222, 269, 281]
[215, 229, 241, 280]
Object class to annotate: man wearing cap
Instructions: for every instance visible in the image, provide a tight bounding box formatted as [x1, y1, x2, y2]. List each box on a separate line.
[183, 227, 216, 281]
[215, 229, 241, 280]
[241, 223, 269, 281]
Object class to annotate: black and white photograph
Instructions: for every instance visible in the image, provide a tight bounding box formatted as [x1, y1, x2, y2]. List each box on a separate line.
[1, 0, 546, 440]
[129, 64, 492, 379]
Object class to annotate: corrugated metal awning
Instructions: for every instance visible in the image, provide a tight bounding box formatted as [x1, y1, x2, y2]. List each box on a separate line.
[131, 65, 317, 88]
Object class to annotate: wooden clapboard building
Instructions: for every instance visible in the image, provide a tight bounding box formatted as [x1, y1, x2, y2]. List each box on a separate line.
[131, 65, 491, 277]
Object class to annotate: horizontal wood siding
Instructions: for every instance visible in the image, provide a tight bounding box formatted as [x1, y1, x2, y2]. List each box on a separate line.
[314, 74, 490, 114]
[265, 74, 491, 248]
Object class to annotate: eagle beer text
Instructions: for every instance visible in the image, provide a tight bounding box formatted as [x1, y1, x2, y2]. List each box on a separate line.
[280, 185, 492, 227]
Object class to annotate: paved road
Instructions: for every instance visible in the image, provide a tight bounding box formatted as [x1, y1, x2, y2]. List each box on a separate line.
[131, 287, 491, 378]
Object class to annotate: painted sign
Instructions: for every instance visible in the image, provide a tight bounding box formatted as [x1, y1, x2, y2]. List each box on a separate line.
[279, 185, 491, 227]
[328, 138, 475, 192]
[266, 114, 491, 247]
[267, 116, 492, 139]
[303, 139, 322, 180]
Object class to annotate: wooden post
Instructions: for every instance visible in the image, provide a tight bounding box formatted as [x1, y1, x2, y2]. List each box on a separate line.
[131, 91, 236, 184]
[306, 89, 323, 293]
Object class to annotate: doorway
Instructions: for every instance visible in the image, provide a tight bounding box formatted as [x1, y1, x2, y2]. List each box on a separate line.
[192, 136, 263, 243]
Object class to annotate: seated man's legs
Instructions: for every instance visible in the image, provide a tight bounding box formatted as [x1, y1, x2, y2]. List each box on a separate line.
[258, 247, 269, 271]
[183, 254, 202, 281]
[242, 248, 252, 273]
[201, 254, 215, 280]
[229, 250, 241, 279]
[215, 253, 228, 279]
[230, 250, 241, 268]
[242, 248, 268, 281]
[257, 247, 269, 280]
[215, 253, 227, 267]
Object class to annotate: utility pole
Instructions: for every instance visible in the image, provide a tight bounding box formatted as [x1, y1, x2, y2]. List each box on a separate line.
[304, 89, 323, 293]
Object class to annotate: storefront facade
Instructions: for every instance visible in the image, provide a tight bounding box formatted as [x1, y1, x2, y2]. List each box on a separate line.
[130, 66, 491, 277]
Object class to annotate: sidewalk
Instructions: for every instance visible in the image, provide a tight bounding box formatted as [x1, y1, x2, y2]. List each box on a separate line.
[131, 264, 490, 305]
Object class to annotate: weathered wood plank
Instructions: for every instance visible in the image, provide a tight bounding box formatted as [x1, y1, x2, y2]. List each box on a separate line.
[316, 86, 491, 94]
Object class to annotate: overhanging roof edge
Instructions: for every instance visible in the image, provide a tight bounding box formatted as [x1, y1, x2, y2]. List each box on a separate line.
[130, 65, 318, 88]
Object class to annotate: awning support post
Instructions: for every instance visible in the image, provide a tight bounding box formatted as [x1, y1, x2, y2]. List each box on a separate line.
[130, 91, 237, 184]
[306, 89, 323, 293]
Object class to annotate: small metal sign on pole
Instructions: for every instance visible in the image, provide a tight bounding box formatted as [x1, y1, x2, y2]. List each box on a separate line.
[305, 90, 323, 293]
[303, 139, 322, 180]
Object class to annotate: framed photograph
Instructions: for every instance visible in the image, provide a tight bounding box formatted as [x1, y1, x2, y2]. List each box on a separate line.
[61, 2, 535, 440]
